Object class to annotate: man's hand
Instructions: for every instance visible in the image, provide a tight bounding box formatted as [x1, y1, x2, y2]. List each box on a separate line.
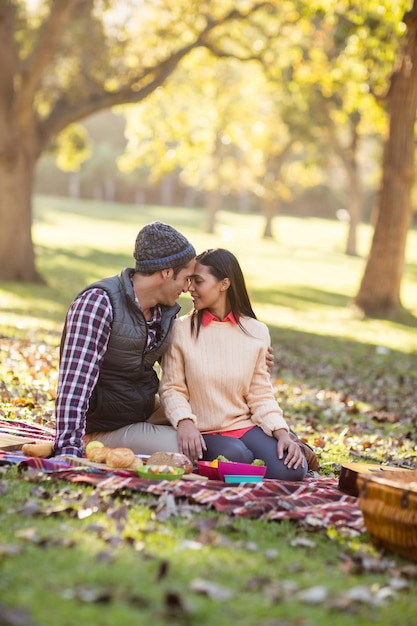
[266, 345, 274, 374]
[177, 419, 206, 462]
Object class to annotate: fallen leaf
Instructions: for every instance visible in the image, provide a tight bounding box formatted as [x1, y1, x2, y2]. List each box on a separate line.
[296, 585, 328, 604]
[0, 543, 24, 556]
[0, 605, 40, 626]
[154, 493, 178, 521]
[164, 591, 193, 617]
[190, 578, 234, 601]
[290, 537, 316, 549]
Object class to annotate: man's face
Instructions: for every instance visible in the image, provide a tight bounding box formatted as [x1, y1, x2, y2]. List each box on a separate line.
[162, 259, 195, 306]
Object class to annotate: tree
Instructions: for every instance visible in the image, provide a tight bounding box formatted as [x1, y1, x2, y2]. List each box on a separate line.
[259, 0, 407, 256]
[354, 1, 417, 317]
[0, 0, 272, 282]
[120, 48, 324, 238]
[120, 52, 258, 234]
[317, 100, 365, 256]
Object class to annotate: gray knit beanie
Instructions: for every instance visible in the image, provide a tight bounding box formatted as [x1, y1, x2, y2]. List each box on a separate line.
[133, 221, 196, 272]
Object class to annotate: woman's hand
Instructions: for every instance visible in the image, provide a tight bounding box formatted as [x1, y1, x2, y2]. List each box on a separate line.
[273, 429, 305, 470]
[177, 419, 207, 462]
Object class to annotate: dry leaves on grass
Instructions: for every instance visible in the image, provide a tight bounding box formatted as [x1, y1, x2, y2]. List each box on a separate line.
[2, 333, 416, 469]
[0, 336, 58, 426]
[1, 332, 417, 624]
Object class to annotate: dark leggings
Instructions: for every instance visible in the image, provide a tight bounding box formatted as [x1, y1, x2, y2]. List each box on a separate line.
[202, 426, 307, 481]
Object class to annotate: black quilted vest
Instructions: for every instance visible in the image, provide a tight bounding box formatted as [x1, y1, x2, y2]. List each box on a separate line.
[68, 268, 180, 433]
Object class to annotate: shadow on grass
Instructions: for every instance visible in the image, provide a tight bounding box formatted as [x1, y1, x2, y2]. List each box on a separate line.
[0, 247, 133, 325]
[250, 285, 351, 310]
[251, 284, 417, 329]
[266, 321, 417, 394]
[381, 305, 417, 329]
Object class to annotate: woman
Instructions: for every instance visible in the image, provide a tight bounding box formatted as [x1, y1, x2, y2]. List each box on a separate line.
[159, 248, 307, 481]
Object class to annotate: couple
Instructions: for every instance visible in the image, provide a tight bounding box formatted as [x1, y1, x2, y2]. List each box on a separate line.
[53, 221, 308, 480]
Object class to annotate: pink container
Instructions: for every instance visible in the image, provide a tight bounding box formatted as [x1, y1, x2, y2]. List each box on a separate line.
[197, 460, 221, 480]
[217, 461, 267, 481]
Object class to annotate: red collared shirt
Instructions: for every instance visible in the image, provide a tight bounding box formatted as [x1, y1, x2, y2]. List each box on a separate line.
[201, 310, 239, 326]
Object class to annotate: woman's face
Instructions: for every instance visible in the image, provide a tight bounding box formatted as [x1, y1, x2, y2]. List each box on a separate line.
[189, 262, 226, 311]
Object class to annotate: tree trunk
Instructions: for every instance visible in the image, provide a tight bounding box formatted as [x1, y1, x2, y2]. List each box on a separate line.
[68, 171, 80, 198]
[354, 4, 417, 317]
[0, 136, 43, 283]
[345, 160, 362, 257]
[0, 2, 42, 282]
[262, 197, 275, 238]
[205, 189, 220, 234]
[319, 97, 362, 256]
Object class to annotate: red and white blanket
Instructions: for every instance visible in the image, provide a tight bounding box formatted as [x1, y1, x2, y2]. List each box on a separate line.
[0, 418, 365, 535]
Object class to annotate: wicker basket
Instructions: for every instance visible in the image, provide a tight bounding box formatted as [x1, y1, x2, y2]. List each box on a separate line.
[357, 469, 417, 562]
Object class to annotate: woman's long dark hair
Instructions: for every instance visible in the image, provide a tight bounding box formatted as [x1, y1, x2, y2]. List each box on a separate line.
[191, 248, 257, 337]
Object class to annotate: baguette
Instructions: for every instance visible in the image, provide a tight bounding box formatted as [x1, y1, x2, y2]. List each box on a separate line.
[21, 441, 54, 458]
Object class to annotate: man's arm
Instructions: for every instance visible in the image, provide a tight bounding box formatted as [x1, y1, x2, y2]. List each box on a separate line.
[53, 289, 112, 457]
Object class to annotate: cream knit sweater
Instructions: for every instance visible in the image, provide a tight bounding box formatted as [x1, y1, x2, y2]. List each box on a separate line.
[159, 312, 288, 436]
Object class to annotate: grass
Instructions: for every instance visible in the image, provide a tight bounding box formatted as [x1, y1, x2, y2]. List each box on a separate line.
[1, 468, 416, 626]
[3, 194, 417, 348]
[0, 195, 417, 626]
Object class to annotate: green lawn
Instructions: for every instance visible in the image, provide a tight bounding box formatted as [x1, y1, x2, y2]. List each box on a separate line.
[0, 195, 416, 626]
[3, 194, 417, 349]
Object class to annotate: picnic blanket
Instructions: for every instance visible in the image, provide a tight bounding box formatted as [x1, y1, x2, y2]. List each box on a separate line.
[0, 417, 55, 448]
[0, 418, 366, 535]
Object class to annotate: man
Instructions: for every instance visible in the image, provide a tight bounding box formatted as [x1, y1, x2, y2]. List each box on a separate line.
[53, 221, 196, 458]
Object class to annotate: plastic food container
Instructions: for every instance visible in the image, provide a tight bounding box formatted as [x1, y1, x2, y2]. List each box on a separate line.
[196, 460, 220, 480]
[218, 461, 266, 481]
[137, 465, 184, 481]
[223, 474, 264, 484]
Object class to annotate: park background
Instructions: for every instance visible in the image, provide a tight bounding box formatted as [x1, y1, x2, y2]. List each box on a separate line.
[0, 2, 417, 625]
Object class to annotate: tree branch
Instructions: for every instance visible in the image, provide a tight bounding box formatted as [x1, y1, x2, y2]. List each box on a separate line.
[0, 1, 18, 113]
[15, 0, 82, 120]
[40, 39, 199, 145]
[39, 1, 273, 146]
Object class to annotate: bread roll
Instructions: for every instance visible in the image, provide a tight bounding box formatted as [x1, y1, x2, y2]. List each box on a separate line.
[21, 441, 54, 458]
[146, 451, 193, 474]
[88, 446, 111, 464]
[106, 447, 136, 468]
[126, 457, 143, 470]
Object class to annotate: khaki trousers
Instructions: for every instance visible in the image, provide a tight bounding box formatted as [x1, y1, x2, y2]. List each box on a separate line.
[83, 398, 178, 455]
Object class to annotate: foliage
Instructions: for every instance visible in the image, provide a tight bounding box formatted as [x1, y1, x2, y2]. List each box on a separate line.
[52, 124, 92, 172]
[2, 0, 281, 281]
[117, 0, 411, 247]
[12, 0, 286, 154]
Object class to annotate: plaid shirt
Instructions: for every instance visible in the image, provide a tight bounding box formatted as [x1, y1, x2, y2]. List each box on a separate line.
[54, 287, 162, 457]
